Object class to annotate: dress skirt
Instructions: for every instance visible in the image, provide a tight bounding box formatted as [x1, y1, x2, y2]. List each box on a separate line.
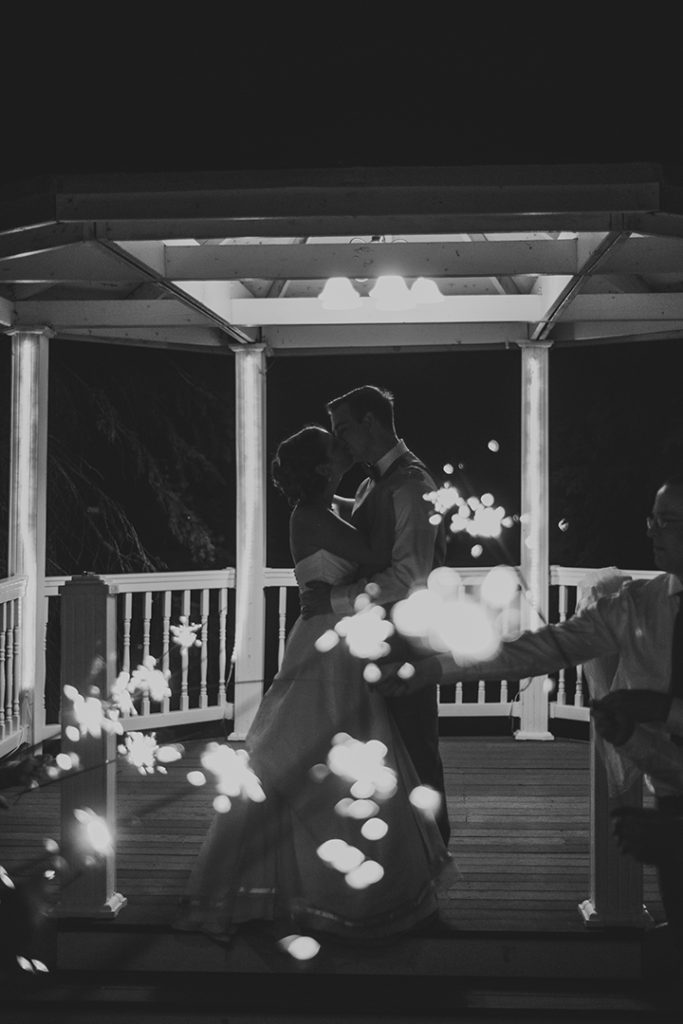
[176, 611, 455, 942]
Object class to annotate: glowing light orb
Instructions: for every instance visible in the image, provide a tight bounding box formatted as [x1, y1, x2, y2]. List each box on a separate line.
[74, 808, 112, 856]
[334, 797, 355, 817]
[65, 726, 80, 743]
[398, 662, 415, 679]
[443, 463, 454, 475]
[309, 763, 329, 782]
[480, 565, 519, 609]
[346, 860, 385, 890]
[424, 485, 463, 515]
[186, 771, 206, 787]
[361, 817, 389, 841]
[315, 629, 340, 653]
[488, 439, 500, 452]
[350, 778, 375, 799]
[335, 604, 394, 661]
[200, 743, 265, 803]
[471, 545, 483, 558]
[391, 588, 440, 638]
[326, 735, 394, 800]
[317, 838, 347, 864]
[157, 744, 184, 764]
[428, 566, 463, 601]
[558, 518, 569, 532]
[16, 956, 49, 973]
[346, 799, 380, 820]
[213, 794, 232, 813]
[429, 513, 443, 525]
[409, 785, 442, 818]
[170, 615, 203, 651]
[279, 934, 320, 960]
[542, 677, 556, 694]
[332, 844, 365, 874]
[363, 663, 382, 684]
[0, 865, 15, 889]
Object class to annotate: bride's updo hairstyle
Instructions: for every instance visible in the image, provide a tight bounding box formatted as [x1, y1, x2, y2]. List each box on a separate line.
[271, 425, 329, 508]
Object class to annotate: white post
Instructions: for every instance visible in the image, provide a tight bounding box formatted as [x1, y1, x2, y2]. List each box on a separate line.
[57, 574, 126, 918]
[515, 340, 553, 740]
[230, 343, 267, 739]
[578, 724, 652, 928]
[6, 327, 51, 747]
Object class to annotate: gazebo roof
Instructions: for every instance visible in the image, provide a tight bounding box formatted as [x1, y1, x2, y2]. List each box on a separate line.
[2, 162, 683, 355]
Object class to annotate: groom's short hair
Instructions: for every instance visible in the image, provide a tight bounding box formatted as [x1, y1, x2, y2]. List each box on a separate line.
[326, 385, 395, 430]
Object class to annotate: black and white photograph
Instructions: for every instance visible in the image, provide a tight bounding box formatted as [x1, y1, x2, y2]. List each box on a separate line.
[2, 12, 683, 1022]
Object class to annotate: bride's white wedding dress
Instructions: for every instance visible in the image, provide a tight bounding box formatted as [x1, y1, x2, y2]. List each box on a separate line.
[176, 549, 454, 942]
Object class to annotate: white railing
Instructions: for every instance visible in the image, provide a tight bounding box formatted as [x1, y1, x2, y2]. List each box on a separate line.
[33, 564, 659, 739]
[0, 574, 27, 757]
[43, 570, 237, 734]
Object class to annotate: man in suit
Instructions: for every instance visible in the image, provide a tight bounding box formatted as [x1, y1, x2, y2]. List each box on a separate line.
[375, 472, 683, 945]
[300, 385, 450, 846]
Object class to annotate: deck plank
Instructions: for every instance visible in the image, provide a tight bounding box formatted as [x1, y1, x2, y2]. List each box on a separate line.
[0, 733, 665, 931]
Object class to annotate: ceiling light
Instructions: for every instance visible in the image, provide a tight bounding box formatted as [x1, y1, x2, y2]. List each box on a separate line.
[369, 275, 415, 311]
[318, 277, 362, 310]
[410, 277, 444, 304]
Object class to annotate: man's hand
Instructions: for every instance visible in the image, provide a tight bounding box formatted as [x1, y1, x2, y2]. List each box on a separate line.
[300, 580, 333, 619]
[369, 653, 445, 697]
[596, 689, 672, 724]
[591, 697, 635, 746]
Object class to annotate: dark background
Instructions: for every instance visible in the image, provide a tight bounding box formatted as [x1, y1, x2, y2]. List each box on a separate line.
[1, 14, 682, 576]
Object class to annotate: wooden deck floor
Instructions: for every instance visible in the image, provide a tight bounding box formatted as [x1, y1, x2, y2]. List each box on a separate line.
[0, 732, 663, 932]
[4, 733, 681, 1020]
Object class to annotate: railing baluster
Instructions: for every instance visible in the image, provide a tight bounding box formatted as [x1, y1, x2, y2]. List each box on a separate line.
[142, 591, 152, 662]
[122, 593, 132, 675]
[6, 601, 15, 719]
[180, 590, 190, 710]
[199, 589, 209, 708]
[499, 679, 508, 703]
[575, 664, 586, 707]
[218, 587, 227, 705]
[277, 586, 288, 670]
[455, 680, 463, 704]
[162, 591, 171, 713]
[556, 584, 568, 704]
[477, 679, 486, 704]
[0, 603, 6, 724]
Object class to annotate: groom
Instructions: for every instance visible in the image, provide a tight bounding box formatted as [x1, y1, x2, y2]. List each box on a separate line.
[300, 385, 451, 846]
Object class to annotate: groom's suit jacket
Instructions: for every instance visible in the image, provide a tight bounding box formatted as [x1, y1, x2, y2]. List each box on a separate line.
[330, 442, 446, 616]
[329, 440, 451, 844]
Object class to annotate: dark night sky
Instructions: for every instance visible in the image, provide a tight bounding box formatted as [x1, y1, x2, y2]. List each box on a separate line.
[1, 16, 680, 182]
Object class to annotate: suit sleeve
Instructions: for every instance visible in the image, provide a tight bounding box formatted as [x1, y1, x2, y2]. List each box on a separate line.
[448, 599, 622, 681]
[330, 478, 436, 616]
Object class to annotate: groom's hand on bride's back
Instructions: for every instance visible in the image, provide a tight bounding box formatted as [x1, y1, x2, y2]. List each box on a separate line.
[300, 581, 333, 619]
[370, 652, 447, 696]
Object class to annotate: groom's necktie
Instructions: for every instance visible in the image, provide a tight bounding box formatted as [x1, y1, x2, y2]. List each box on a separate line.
[670, 592, 683, 745]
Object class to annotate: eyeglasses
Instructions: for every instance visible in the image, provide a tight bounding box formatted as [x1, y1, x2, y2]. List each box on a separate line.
[646, 514, 683, 532]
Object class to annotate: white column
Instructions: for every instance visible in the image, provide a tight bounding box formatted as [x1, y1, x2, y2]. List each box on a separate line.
[515, 340, 553, 740]
[57, 574, 126, 918]
[230, 343, 267, 739]
[7, 327, 51, 746]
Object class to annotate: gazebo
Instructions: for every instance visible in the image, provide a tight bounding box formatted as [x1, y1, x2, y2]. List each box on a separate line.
[1, 161, 682, 933]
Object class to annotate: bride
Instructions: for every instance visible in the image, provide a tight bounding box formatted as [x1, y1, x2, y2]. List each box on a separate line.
[175, 424, 453, 944]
